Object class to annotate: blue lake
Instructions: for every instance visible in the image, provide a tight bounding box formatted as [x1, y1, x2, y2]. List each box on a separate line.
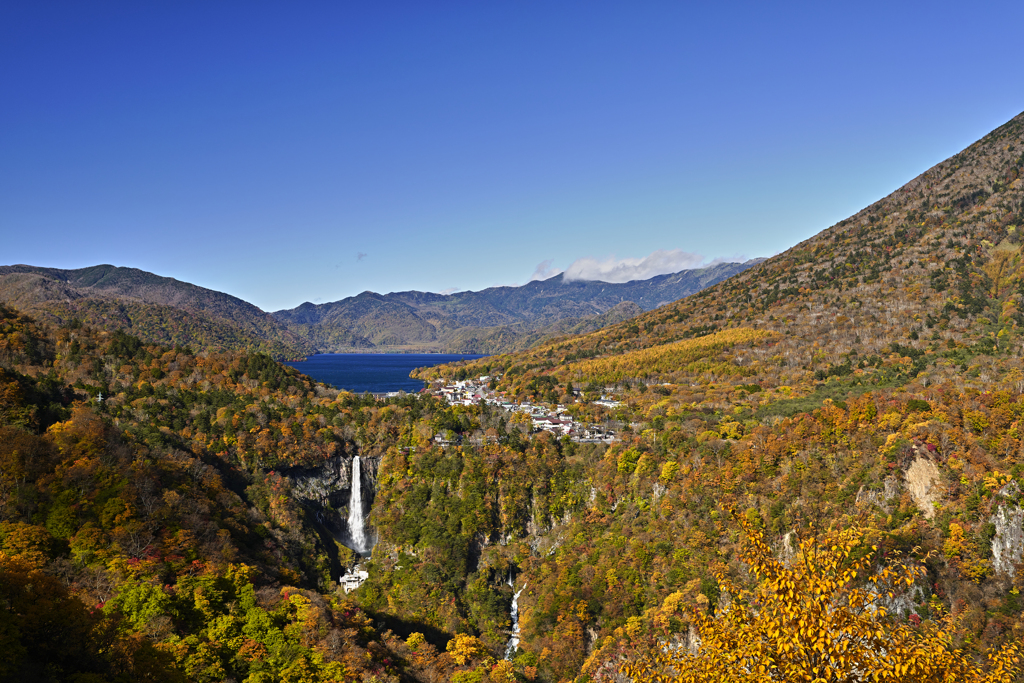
[283, 353, 487, 394]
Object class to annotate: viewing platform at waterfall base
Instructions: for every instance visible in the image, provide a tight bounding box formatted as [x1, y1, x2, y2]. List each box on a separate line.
[339, 567, 369, 593]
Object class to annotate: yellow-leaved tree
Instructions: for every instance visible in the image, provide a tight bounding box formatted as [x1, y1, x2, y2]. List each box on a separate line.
[621, 517, 1021, 683]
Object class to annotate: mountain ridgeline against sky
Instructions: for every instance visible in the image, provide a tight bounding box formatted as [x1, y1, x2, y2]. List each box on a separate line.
[0, 264, 314, 359]
[0, 260, 759, 358]
[270, 259, 761, 354]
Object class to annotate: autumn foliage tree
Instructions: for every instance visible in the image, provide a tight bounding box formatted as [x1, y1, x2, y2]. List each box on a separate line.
[0, 553, 182, 683]
[621, 517, 1022, 683]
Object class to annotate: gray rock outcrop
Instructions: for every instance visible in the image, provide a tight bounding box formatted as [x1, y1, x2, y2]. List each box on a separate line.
[991, 483, 1023, 578]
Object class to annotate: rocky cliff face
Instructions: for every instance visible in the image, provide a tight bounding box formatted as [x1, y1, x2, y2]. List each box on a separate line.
[285, 454, 381, 551]
[289, 456, 345, 503]
[991, 483, 1023, 578]
[904, 455, 944, 520]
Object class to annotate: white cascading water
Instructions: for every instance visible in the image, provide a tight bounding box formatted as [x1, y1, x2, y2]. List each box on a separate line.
[347, 456, 367, 553]
[505, 575, 526, 659]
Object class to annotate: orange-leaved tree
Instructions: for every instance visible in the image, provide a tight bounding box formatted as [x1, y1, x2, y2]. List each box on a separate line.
[621, 517, 1021, 683]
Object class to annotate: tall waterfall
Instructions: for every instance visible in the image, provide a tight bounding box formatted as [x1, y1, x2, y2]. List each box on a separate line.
[347, 456, 367, 553]
[505, 575, 526, 659]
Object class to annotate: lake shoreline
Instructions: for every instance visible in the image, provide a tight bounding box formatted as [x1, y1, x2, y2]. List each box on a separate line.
[284, 353, 487, 394]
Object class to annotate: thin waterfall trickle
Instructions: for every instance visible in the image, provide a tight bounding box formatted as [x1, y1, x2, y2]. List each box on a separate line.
[505, 574, 526, 660]
[347, 456, 367, 553]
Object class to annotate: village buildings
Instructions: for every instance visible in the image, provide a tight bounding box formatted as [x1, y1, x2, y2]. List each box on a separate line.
[431, 377, 618, 443]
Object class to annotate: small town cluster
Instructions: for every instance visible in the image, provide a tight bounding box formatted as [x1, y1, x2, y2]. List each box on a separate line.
[431, 376, 621, 443]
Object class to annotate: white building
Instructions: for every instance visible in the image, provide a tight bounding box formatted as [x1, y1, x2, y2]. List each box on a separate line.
[339, 568, 369, 593]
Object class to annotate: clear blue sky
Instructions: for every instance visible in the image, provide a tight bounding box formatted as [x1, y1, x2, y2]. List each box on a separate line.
[3, 2, 1023, 311]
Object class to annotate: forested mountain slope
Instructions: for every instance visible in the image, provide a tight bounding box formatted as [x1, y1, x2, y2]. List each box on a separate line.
[0, 304, 536, 682]
[397, 111, 1024, 678]
[272, 260, 760, 353]
[0, 264, 312, 359]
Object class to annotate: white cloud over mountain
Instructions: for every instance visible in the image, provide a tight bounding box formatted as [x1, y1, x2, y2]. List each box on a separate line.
[563, 249, 708, 283]
[529, 250, 749, 284]
[529, 259, 561, 282]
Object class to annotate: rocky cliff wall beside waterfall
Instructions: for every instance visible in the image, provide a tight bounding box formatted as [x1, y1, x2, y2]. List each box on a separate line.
[284, 453, 381, 549]
[288, 453, 381, 501]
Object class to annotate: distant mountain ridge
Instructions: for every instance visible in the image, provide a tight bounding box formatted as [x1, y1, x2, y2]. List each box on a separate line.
[271, 259, 763, 353]
[0, 260, 761, 356]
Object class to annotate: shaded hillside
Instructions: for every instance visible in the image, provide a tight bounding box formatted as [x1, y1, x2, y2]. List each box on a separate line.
[273, 259, 760, 353]
[440, 300, 645, 354]
[0, 264, 312, 359]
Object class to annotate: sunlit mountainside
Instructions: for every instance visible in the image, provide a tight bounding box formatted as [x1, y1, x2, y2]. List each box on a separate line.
[2, 112, 1024, 682]
[437, 111, 1024, 393]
